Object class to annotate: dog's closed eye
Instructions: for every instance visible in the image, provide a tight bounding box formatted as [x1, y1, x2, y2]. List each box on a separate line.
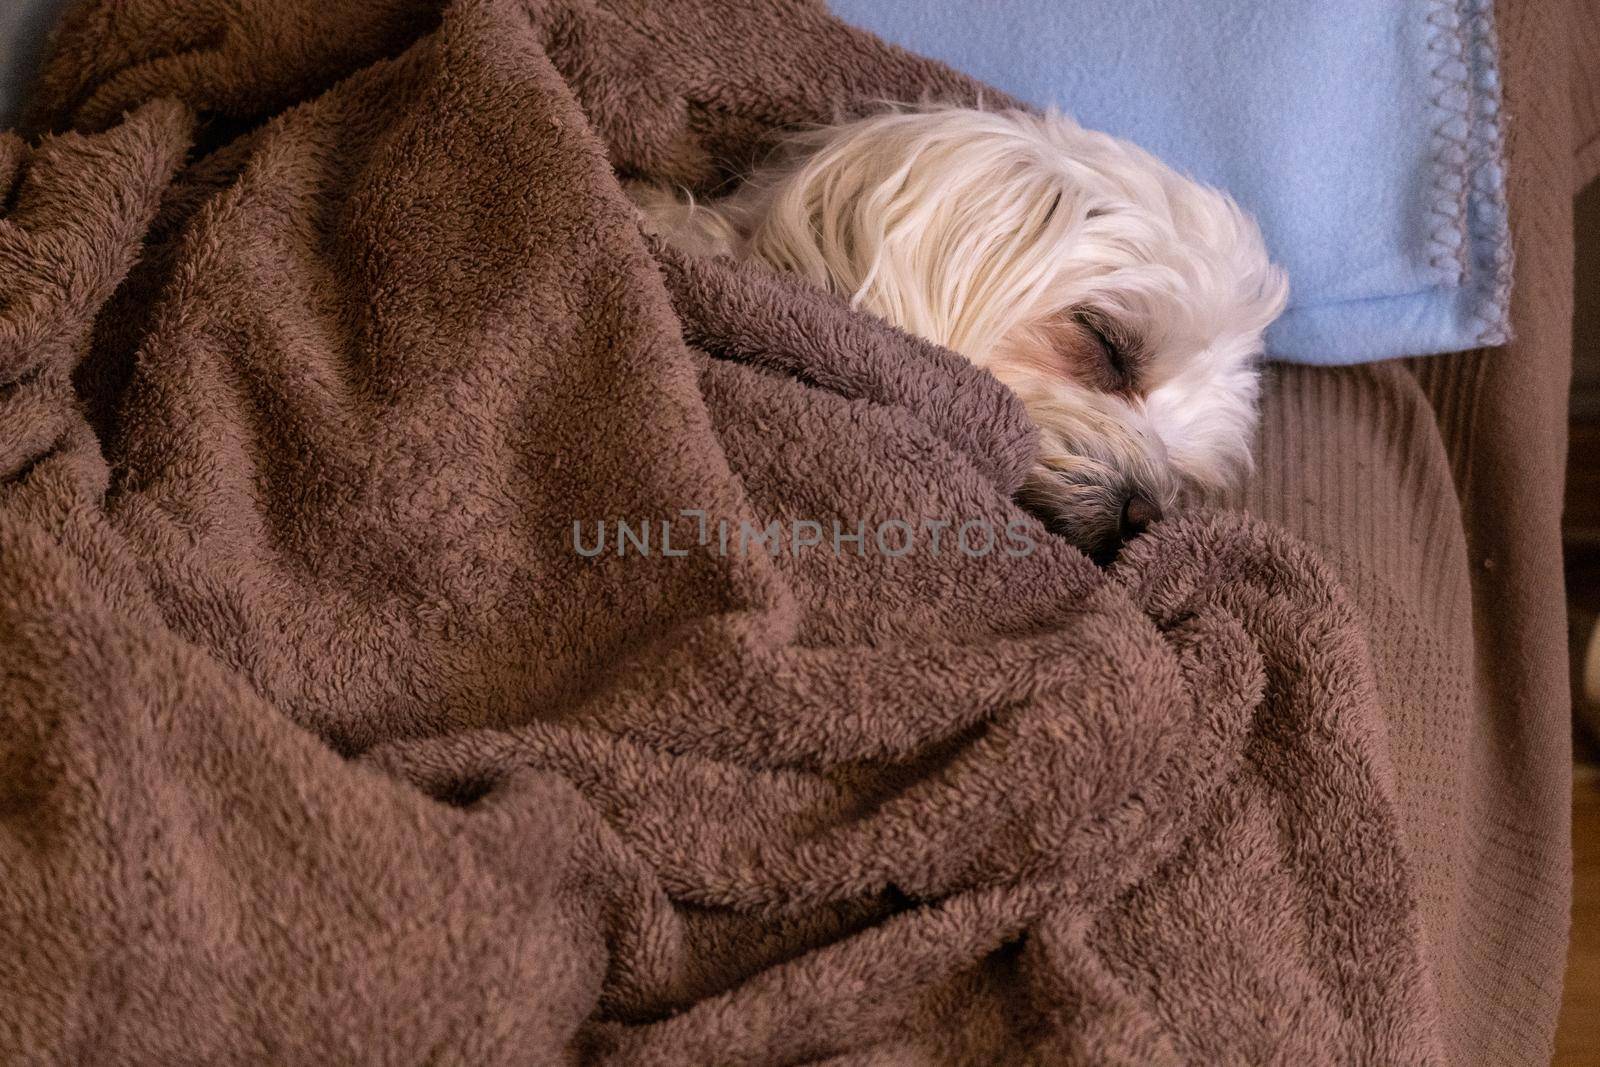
[1004, 308, 1144, 395]
[1068, 309, 1141, 395]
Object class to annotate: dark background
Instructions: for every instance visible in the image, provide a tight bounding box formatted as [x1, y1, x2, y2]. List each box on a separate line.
[1559, 171, 1599, 1065]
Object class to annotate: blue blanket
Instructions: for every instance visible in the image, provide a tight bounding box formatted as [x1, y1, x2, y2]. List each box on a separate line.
[828, 0, 1512, 365]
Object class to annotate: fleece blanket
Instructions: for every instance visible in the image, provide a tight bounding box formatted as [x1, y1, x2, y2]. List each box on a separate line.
[827, 0, 1515, 366]
[1, 0, 1445, 1063]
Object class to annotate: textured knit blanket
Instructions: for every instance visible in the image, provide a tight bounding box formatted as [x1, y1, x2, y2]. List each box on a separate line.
[1, 1, 1445, 1063]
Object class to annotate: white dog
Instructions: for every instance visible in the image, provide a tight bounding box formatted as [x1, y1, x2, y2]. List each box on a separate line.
[631, 106, 1288, 561]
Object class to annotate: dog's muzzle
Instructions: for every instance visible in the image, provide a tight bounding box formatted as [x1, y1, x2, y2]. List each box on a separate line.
[1017, 468, 1173, 565]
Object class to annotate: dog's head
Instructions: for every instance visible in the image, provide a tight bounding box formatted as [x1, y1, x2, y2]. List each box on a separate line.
[738, 106, 1289, 560]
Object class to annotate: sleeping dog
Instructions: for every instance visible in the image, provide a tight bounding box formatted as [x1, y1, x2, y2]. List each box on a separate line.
[630, 106, 1288, 562]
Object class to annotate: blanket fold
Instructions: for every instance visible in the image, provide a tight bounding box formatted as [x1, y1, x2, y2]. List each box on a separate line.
[1, 0, 1448, 1063]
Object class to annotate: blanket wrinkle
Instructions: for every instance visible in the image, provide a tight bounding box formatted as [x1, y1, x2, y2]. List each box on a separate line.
[0, 0, 1452, 1063]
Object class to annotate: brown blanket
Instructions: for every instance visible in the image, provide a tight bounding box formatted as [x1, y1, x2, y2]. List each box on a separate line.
[0, 0, 1556, 1063]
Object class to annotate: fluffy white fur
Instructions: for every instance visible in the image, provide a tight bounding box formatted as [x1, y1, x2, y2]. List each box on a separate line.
[631, 106, 1288, 559]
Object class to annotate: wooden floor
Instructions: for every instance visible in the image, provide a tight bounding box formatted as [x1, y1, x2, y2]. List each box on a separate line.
[1554, 764, 1600, 1065]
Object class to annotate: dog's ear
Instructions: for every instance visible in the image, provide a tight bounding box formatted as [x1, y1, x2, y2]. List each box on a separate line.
[738, 130, 895, 305]
[741, 116, 1058, 364]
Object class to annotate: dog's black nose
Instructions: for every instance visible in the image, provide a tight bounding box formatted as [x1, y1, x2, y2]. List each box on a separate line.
[1120, 493, 1163, 539]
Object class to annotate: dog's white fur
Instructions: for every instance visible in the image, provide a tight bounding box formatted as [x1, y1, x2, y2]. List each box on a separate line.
[631, 105, 1288, 558]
